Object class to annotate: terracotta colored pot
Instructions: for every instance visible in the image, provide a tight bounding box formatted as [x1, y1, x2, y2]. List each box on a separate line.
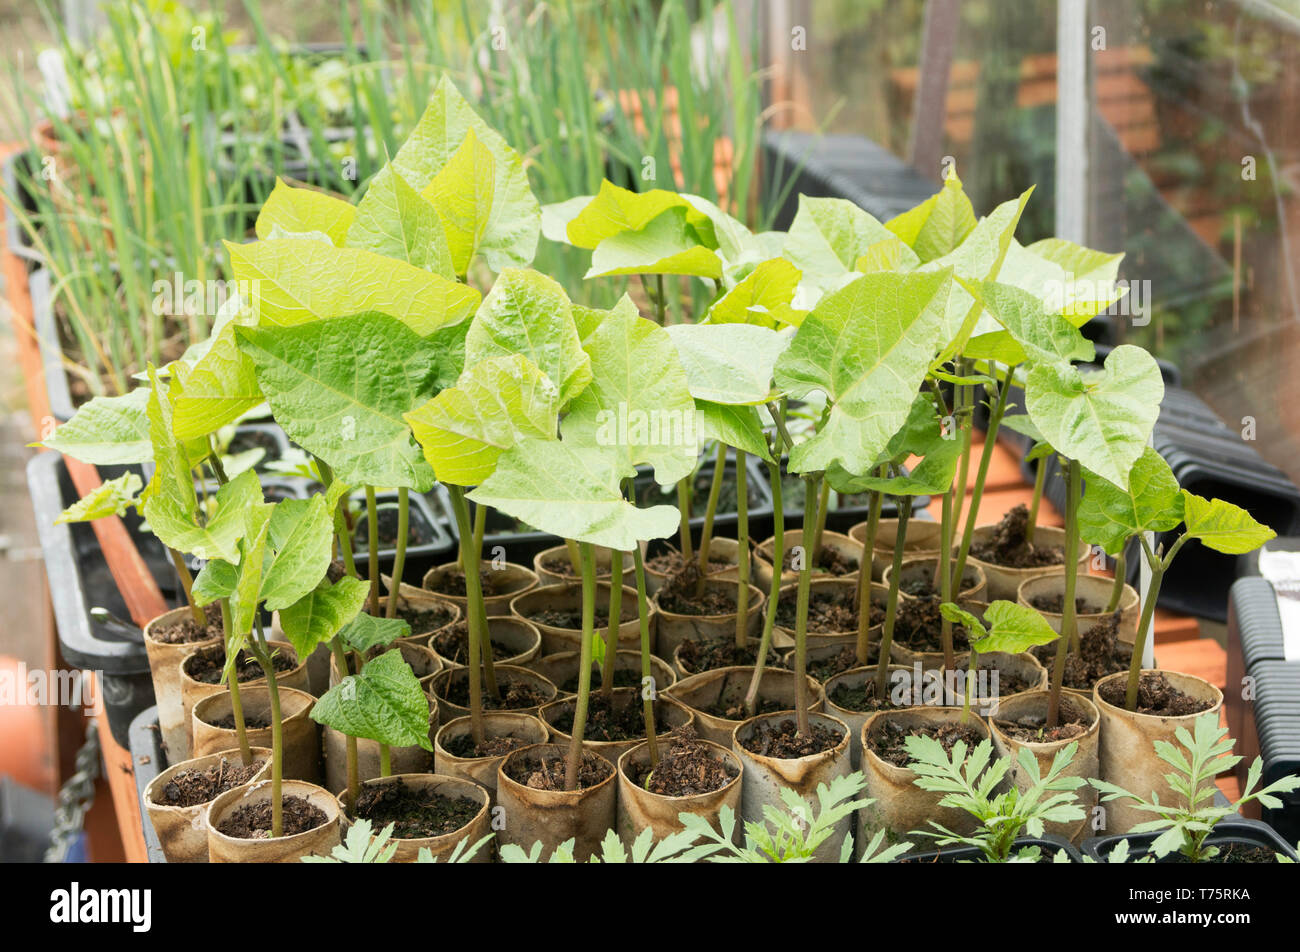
[733, 711, 853, 861]
[1093, 670, 1224, 834]
[858, 707, 992, 849]
[421, 561, 538, 616]
[510, 582, 648, 655]
[191, 686, 321, 783]
[527, 649, 676, 699]
[533, 545, 636, 587]
[771, 577, 873, 650]
[966, 524, 1091, 601]
[822, 665, 913, 769]
[644, 537, 742, 595]
[989, 690, 1101, 842]
[495, 743, 617, 861]
[143, 607, 220, 761]
[664, 665, 823, 746]
[337, 774, 492, 862]
[429, 664, 557, 726]
[539, 689, 694, 764]
[143, 747, 271, 863]
[206, 779, 341, 863]
[429, 615, 542, 670]
[432, 713, 549, 797]
[179, 641, 309, 749]
[616, 738, 743, 845]
[885, 556, 987, 604]
[1018, 573, 1140, 646]
[653, 579, 765, 659]
[323, 698, 437, 794]
[849, 518, 942, 582]
[752, 529, 862, 591]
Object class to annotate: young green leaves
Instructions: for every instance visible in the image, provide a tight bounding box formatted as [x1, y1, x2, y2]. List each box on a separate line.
[311, 648, 433, 752]
[1077, 447, 1184, 556]
[939, 600, 1059, 657]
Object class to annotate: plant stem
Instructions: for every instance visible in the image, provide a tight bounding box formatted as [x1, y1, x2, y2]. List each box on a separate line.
[874, 501, 911, 698]
[676, 478, 696, 561]
[565, 542, 597, 791]
[365, 486, 380, 616]
[855, 479, 883, 665]
[565, 538, 583, 577]
[472, 502, 486, 559]
[951, 359, 974, 528]
[745, 457, 784, 716]
[316, 458, 358, 578]
[601, 557, 623, 699]
[1027, 452, 1047, 534]
[1046, 460, 1082, 729]
[1106, 550, 1127, 613]
[960, 651, 978, 725]
[811, 478, 831, 564]
[939, 489, 955, 671]
[208, 437, 228, 485]
[793, 473, 821, 737]
[220, 598, 251, 765]
[386, 488, 409, 619]
[448, 486, 488, 744]
[952, 363, 1013, 593]
[1124, 534, 1189, 711]
[632, 544, 659, 767]
[328, 636, 359, 808]
[248, 634, 282, 838]
[735, 451, 750, 650]
[694, 442, 727, 595]
[168, 548, 206, 625]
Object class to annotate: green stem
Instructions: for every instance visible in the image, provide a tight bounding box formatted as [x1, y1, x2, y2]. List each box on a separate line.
[1027, 451, 1047, 534]
[874, 501, 911, 698]
[793, 473, 822, 736]
[676, 477, 695, 563]
[952, 363, 1014, 593]
[632, 544, 659, 768]
[695, 442, 727, 595]
[565, 542, 597, 791]
[1125, 534, 1189, 710]
[565, 538, 583, 577]
[951, 359, 974, 529]
[960, 651, 977, 725]
[221, 599, 251, 765]
[735, 451, 751, 650]
[601, 558, 623, 699]
[1106, 550, 1127, 614]
[317, 459, 358, 578]
[169, 548, 206, 626]
[248, 634, 282, 838]
[745, 457, 784, 716]
[329, 636, 359, 809]
[940, 489, 955, 671]
[208, 436, 228, 485]
[386, 488, 409, 618]
[365, 486, 380, 616]
[855, 478, 883, 665]
[1047, 460, 1082, 729]
[472, 503, 487, 560]
[811, 478, 831, 565]
[448, 486, 489, 744]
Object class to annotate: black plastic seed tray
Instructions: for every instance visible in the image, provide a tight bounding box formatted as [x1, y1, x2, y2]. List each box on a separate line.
[1225, 578, 1288, 757]
[1248, 662, 1300, 844]
[127, 706, 168, 864]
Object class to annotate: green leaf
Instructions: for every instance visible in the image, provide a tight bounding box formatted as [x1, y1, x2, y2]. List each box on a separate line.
[256, 178, 356, 246]
[540, 195, 593, 244]
[41, 388, 153, 464]
[782, 195, 894, 289]
[1024, 345, 1164, 490]
[999, 238, 1126, 324]
[470, 439, 678, 551]
[939, 602, 987, 640]
[565, 180, 711, 249]
[964, 279, 1095, 365]
[586, 206, 723, 279]
[258, 496, 335, 610]
[854, 237, 921, 274]
[311, 649, 433, 750]
[236, 313, 439, 490]
[464, 269, 592, 407]
[192, 557, 239, 607]
[886, 174, 977, 262]
[56, 473, 142, 524]
[278, 576, 370, 660]
[1180, 492, 1277, 555]
[694, 401, 774, 463]
[664, 322, 789, 406]
[393, 76, 539, 271]
[337, 612, 412, 654]
[406, 354, 560, 487]
[1077, 447, 1184, 554]
[706, 257, 805, 327]
[346, 164, 454, 277]
[828, 394, 960, 497]
[227, 504, 275, 646]
[422, 128, 494, 276]
[774, 269, 954, 476]
[170, 300, 263, 440]
[971, 600, 1061, 655]
[563, 297, 699, 485]
[227, 238, 479, 336]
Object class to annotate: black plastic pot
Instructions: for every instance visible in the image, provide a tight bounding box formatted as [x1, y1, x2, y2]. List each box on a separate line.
[897, 834, 1082, 863]
[29, 268, 79, 423]
[27, 452, 178, 747]
[1081, 817, 1298, 863]
[127, 706, 168, 863]
[633, 450, 774, 541]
